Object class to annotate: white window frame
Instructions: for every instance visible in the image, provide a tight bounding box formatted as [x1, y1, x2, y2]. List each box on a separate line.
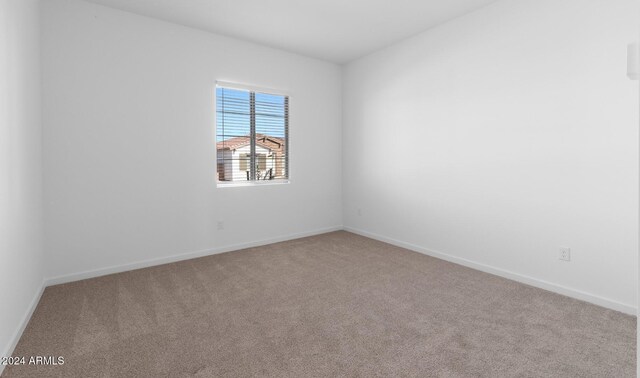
[215, 81, 291, 188]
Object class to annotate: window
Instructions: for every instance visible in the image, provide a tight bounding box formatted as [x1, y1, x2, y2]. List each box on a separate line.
[216, 85, 289, 185]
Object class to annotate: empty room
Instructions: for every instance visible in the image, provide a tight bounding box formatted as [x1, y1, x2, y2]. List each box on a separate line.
[1, 0, 639, 376]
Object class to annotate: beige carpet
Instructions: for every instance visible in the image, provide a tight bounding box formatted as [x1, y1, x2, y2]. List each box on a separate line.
[4, 231, 636, 377]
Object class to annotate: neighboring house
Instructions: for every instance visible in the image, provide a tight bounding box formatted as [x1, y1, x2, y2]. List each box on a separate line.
[216, 134, 286, 181]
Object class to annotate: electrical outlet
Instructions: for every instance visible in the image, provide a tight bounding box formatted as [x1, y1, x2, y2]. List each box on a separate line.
[559, 247, 571, 261]
[217, 221, 224, 231]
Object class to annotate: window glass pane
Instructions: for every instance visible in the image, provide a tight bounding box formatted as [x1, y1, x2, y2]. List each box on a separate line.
[255, 92, 287, 180]
[216, 86, 288, 184]
[216, 87, 251, 182]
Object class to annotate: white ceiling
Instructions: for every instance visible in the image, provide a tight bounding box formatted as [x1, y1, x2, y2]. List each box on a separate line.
[83, 0, 499, 63]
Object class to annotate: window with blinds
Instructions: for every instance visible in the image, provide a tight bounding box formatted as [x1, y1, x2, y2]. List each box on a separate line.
[216, 85, 289, 185]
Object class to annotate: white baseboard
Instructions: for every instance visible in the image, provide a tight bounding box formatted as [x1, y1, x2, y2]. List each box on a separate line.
[344, 227, 637, 316]
[0, 281, 46, 377]
[45, 226, 343, 287]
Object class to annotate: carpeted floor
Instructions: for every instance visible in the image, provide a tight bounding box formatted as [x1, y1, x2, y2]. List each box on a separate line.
[3, 231, 636, 377]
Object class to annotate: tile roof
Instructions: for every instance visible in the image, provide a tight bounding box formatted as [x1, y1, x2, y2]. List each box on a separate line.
[216, 134, 285, 155]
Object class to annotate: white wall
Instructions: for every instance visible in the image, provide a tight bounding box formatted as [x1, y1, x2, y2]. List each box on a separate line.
[0, 0, 44, 369]
[343, 0, 639, 313]
[42, 0, 342, 281]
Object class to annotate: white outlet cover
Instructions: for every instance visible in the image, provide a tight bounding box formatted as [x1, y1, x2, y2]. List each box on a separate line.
[559, 247, 571, 261]
[628, 42, 639, 80]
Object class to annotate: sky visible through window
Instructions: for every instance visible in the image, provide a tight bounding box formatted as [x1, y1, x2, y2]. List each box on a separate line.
[216, 87, 286, 142]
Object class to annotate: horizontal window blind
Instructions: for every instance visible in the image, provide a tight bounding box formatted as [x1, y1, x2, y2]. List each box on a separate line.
[216, 86, 289, 183]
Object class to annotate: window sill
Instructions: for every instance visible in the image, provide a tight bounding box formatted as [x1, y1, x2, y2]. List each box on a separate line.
[217, 180, 290, 188]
